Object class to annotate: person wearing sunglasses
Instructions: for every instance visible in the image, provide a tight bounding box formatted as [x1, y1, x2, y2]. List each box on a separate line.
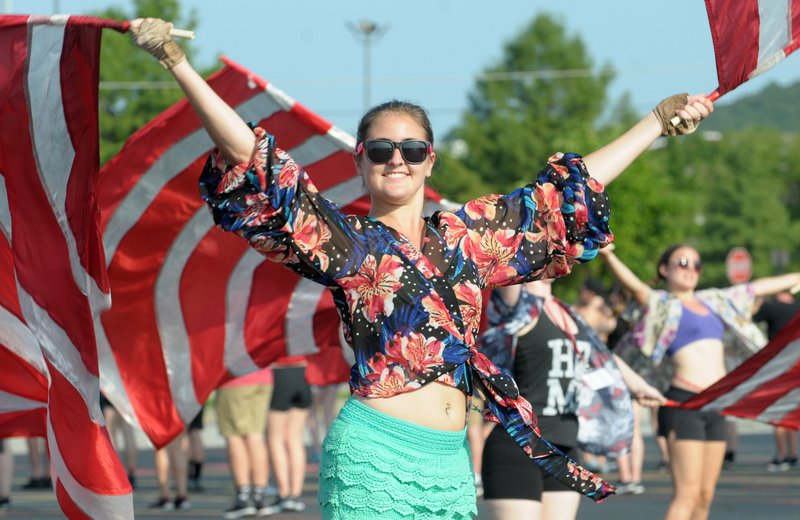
[598, 244, 800, 520]
[130, 18, 713, 519]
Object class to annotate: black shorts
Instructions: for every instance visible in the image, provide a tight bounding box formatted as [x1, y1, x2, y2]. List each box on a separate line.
[188, 407, 204, 431]
[270, 366, 312, 411]
[657, 386, 726, 441]
[481, 426, 579, 501]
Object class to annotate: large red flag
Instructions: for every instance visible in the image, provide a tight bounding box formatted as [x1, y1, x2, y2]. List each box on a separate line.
[0, 233, 48, 439]
[97, 57, 451, 447]
[0, 14, 133, 519]
[705, 0, 800, 96]
[680, 310, 800, 429]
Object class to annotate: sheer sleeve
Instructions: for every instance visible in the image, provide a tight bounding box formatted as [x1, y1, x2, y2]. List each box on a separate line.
[199, 127, 363, 286]
[440, 152, 613, 288]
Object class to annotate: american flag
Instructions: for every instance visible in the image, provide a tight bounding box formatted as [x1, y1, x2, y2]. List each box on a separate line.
[680, 311, 800, 429]
[0, 14, 133, 519]
[705, 0, 800, 95]
[97, 57, 450, 447]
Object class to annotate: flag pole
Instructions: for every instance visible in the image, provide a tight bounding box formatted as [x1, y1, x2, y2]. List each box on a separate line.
[169, 28, 195, 39]
[669, 89, 720, 127]
[118, 20, 195, 39]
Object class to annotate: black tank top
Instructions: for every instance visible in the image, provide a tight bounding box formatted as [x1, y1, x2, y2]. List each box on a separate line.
[512, 307, 592, 446]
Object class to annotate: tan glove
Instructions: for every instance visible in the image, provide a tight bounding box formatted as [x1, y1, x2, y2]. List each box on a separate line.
[131, 18, 185, 70]
[653, 93, 700, 136]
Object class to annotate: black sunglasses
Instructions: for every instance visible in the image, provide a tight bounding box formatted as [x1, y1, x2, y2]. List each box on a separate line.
[355, 139, 431, 165]
[671, 256, 703, 272]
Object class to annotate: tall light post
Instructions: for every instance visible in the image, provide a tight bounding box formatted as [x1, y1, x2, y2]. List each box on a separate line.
[347, 20, 388, 113]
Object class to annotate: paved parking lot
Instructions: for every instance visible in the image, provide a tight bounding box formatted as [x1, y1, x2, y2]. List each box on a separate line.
[2, 428, 798, 519]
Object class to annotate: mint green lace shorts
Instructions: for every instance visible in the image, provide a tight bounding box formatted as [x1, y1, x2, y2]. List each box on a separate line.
[318, 397, 477, 519]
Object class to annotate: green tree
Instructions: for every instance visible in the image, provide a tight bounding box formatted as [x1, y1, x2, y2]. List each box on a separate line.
[682, 129, 798, 285]
[93, 0, 202, 165]
[436, 12, 614, 201]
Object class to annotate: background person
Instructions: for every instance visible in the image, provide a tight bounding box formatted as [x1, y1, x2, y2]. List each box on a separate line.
[599, 244, 800, 520]
[261, 360, 312, 515]
[187, 404, 206, 492]
[149, 432, 190, 510]
[100, 392, 138, 489]
[216, 368, 273, 519]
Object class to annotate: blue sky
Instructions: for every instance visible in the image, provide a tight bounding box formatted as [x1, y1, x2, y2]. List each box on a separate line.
[12, 1, 800, 137]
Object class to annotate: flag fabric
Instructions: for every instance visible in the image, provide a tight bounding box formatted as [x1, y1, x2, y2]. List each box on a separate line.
[705, 0, 800, 96]
[97, 56, 450, 447]
[0, 234, 48, 439]
[0, 14, 133, 519]
[679, 310, 800, 429]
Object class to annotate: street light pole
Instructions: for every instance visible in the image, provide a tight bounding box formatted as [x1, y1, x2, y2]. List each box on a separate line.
[347, 20, 387, 113]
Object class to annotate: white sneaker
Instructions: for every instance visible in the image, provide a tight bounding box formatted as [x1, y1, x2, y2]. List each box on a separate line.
[257, 497, 284, 516]
[282, 497, 306, 512]
[767, 458, 790, 472]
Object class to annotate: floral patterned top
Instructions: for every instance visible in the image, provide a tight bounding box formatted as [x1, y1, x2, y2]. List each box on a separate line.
[199, 127, 616, 501]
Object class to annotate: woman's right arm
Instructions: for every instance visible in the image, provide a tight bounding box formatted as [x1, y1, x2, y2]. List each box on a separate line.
[130, 18, 254, 164]
[598, 246, 651, 306]
[170, 61, 255, 164]
[130, 19, 356, 283]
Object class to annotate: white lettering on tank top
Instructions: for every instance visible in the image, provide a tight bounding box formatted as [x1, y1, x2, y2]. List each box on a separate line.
[542, 338, 590, 416]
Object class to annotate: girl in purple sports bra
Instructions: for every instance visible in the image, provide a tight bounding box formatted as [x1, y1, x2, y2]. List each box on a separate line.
[665, 302, 725, 357]
[599, 243, 800, 520]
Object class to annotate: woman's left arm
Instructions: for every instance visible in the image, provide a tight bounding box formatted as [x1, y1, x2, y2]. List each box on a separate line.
[583, 94, 713, 185]
[750, 273, 800, 298]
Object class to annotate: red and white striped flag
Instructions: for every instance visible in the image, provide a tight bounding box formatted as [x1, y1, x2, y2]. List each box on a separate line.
[680, 311, 800, 429]
[97, 57, 450, 447]
[0, 234, 48, 439]
[705, 0, 800, 95]
[0, 14, 132, 519]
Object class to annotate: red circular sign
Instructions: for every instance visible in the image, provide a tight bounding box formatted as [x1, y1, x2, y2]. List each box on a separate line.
[726, 247, 752, 284]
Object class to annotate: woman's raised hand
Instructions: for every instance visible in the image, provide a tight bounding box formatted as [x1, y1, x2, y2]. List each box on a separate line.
[130, 18, 185, 69]
[653, 93, 714, 136]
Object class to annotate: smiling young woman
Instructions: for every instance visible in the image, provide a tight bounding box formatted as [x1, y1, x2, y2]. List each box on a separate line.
[131, 17, 715, 519]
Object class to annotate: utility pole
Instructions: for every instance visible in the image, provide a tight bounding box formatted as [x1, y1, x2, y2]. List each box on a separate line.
[346, 20, 387, 113]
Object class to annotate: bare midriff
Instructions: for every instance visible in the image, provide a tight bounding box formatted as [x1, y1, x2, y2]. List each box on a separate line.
[669, 338, 726, 392]
[354, 381, 468, 431]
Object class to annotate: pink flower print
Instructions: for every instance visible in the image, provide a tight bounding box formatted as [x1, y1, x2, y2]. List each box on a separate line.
[276, 158, 300, 190]
[251, 235, 299, 264]
[422, 293, 462, 338]
[371, 366, 414, 397]
[385, 331, 445, 377]
[586, 175, 605, 194]
[465, 227, 522, 286]
[397, 241, 421, 261]
[437, 213, 468, 249]
[454, 281, 482, 344]
[464, 195, 499, 221]
[293, 208, 332, 271]
[241, 194, 279, 227]
[340, 254, 404, 322]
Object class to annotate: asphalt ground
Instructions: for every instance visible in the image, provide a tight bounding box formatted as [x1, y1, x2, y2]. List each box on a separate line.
[2, 429, 798, 519]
